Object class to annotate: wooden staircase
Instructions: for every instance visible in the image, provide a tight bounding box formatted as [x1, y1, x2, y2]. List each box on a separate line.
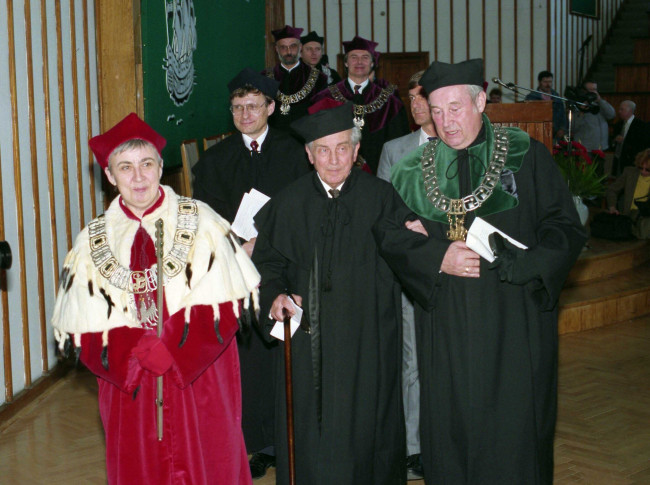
[559, 238, 650, 334]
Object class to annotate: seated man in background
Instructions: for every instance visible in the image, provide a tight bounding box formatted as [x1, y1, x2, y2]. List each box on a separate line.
[607, 148, 650, 238]
[51, 113, 260, 484]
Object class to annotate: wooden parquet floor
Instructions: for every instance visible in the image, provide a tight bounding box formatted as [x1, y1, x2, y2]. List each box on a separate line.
[1, 316, 648, 484]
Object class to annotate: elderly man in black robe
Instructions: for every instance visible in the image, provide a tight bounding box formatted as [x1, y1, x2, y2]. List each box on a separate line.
[264, 25, 329, 133]
[311, 35, 410, 174]
[192, 67, 310, 479]
[253, 103, 419, 484]
[375, 59, 587, 484]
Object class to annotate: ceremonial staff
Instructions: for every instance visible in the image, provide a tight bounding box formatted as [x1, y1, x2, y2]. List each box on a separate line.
[284, 314, 296, 484]
[155, 219, 165, 441]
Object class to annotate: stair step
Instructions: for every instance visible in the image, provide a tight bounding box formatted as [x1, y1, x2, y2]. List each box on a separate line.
[559, 241, 650, 335]
[566, 239, 650, 285]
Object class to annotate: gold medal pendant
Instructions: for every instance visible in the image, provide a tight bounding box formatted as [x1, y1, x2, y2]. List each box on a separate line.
[446, 201, 467, 241]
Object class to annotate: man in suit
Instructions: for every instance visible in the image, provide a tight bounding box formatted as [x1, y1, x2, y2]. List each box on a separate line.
[613, 100, 649, 175]
[192, 67, 310, 480]
[376, 70, 437, 481]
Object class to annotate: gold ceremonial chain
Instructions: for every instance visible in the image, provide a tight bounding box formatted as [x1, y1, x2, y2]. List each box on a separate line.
[87, 198, 199, 293]
[268, 67, 321, 115]
[328, 83, 396, 129]
[421, 126, 509, 241]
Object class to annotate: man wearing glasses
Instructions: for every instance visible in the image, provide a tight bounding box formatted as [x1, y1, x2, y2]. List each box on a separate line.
[193, 67, 310, 480]
[264, 25, 328, 132]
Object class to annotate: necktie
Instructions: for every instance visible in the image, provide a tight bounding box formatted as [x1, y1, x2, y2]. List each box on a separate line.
[428, 136, 436, 142]
[328, 189, 340, 199]
[250, 140, 259, 153]
[354, 85, 362, 95]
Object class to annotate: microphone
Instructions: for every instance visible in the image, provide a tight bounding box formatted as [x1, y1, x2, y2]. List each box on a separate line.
[492, 78, 516, 90]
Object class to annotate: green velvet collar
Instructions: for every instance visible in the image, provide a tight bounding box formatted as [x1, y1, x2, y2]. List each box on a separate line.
[391, 114, 530, 223]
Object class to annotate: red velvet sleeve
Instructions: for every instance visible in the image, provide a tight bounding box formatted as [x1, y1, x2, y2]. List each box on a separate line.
[79, 326, 146, 394]
[160, 302, 240, 388]
[79, 302, 240, 392]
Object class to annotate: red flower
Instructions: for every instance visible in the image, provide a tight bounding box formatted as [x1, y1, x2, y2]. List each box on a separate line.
[591, 149, 605, 159]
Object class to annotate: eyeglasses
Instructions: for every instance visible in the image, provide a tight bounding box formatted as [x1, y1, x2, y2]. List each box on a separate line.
[230, 103, 267, 115]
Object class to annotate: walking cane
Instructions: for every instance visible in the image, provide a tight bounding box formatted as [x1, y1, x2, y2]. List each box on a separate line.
[283, 314, 296, 485]
[155, 219, 164, 441]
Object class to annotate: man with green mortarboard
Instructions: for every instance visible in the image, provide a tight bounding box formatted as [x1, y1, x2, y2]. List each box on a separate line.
[375, 59, 587, 484]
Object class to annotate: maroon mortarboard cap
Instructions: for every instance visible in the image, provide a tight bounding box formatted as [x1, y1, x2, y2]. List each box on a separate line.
[272, 25, 303, 42]
[420, 59, 484, 95]
[300, 31, 324, 45]
[342, 36, 379, 57]
[308, 97, 343, 115]
[228, 67, 279, 98]
[88, 112, 166, 170]
[292, 102, 355, 143]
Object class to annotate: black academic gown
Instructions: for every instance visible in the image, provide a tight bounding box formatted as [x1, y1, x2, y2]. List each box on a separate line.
[311, 79, 410, 174]
[265, 62, 329, 133]
[192, 127, 310, 453]
[253, 168, 408, 485]
[375, 138, 587, 484]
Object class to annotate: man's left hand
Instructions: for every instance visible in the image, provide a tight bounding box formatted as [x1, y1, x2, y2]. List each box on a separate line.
[242, 237, 256, 258]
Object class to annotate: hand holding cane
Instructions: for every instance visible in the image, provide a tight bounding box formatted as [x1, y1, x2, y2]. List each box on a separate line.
[155, 219, 164, 441]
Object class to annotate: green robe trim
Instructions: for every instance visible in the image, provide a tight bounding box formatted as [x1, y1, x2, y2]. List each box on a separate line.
[391, 114, 530, 223]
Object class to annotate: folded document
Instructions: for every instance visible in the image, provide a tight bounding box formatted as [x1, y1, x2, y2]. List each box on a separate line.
[466, 216, 527, 262]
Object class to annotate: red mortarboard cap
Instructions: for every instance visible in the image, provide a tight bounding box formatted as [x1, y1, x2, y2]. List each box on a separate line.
[342, 36, 379, 57]
[308, 97, 343, 115]
[88, 113, 166, 170]
[272, 25, 304, 42]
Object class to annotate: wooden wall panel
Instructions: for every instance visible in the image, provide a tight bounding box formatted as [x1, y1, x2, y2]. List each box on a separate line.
[284, 0, 624, 104]
[0, 0, 101, 413]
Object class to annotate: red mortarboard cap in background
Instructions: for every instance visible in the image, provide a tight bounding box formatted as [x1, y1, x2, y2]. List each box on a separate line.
[89, 112, 166, 170]
[308, 97, 343, 115]
[272, 25, 304, 42]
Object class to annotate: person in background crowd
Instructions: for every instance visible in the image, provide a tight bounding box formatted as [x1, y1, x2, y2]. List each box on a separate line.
[311, 35, 410, 174]
[572, 80, 615, 152]
[612, 100, 650, 175]
[264, 25, 329, 132]
[300, 30, 342, 85]
[525, 70, 568, 141]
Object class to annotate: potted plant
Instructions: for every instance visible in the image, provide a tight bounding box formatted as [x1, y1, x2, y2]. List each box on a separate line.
[552, 141, 607, 224]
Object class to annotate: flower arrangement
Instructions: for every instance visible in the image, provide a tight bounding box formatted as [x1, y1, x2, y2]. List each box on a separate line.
[552, 141, 606, 198]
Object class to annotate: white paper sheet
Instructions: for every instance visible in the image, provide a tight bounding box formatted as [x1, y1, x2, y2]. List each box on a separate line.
[231, 189, 270, 241]
[466, 216, 528, 262]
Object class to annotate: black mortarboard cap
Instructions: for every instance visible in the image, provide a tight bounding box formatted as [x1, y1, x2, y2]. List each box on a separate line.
[420, 59, 484, 94]
[227, 67, 279, 98]
[291, 102, 355, 143]
[300, 31, 324, 45]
